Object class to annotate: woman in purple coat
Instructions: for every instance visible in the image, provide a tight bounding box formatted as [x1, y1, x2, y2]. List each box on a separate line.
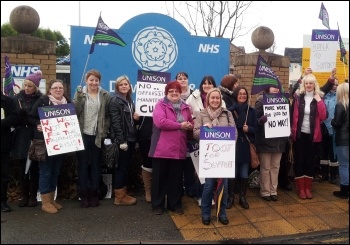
[149, 81, 193, 215]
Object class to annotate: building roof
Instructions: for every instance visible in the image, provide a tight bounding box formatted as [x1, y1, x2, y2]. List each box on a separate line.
[284, 48, 302, 63]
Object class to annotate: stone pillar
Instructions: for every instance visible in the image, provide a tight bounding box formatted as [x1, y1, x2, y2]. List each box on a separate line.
[1, 5, 56, 93]
[233, 26, 290, 106]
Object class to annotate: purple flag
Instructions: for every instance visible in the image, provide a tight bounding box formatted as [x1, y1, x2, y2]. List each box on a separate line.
[251, 55, 282, 95]
[89, 15, 127, 54]
[4, 55, 15, 97]
[318, 2, 330, 30]
[338, 26, 348, 65]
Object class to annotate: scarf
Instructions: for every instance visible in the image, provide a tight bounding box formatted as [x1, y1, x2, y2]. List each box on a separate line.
[180, 87, 191, 100]
[206, 106, 223, 126]
[171, 101, 184, 123]
[232, 102, 248, 128]
[48, 95, 67, 105]
[201, 92, 207, 108]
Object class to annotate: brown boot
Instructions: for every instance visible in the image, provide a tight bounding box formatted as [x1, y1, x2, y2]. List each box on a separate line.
[50, 191, 62, 210]
[41, 193, 58, 214]
[304, 176, 313, 199]
[114, 187, 137, 205]
[142, 168, 152, 203]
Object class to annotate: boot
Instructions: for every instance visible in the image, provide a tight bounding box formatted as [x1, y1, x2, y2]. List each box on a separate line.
[41, 193, 58, 214]
[79, 191, 90, 208]
[333, 185, 349, 199]
[295, 177, 306, 199]
[329, 163, 339, 184]
[114, 187, 137, 206]
[28, 178, 38, 207]
[18, 179, 29, 207]
[304, 176, 313, 199]
[142, 168, 152, 203]
[226, 178, 235, 209]
[89, 189, 99, 207]
[50, 191, 62, 209]
[319, 160, 329, 182]
[238, 178, 249, 209]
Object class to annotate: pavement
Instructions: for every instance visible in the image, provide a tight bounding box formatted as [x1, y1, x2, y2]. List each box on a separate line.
[1, 180, 349, 244]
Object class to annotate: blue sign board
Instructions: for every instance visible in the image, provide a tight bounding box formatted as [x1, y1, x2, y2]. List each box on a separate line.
[70, 13, 230, 99]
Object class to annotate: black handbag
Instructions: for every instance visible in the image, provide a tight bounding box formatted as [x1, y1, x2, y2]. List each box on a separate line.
[28, 139, 47, 162]
[101, 139, 119, 169]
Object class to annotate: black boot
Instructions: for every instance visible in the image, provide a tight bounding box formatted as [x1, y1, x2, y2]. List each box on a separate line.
[333, 185, 349, 199]
[28, 178, 38, 207]
[329, 165, 338, 184]
[226, 178, 235, 209]
[319, 161, 329, 182]
[239, 178, 249, 209]
[18, 178, 30, 207]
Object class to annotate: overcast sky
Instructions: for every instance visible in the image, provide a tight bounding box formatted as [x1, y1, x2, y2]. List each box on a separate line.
[1, 1, 349, 55]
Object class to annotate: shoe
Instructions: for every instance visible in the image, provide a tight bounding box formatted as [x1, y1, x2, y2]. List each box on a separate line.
[261, 196, 271, 201]
[1, 202, 11, 212]
[153, 207, 164, 215]
[173, 208, 184, 215]
[281, 184, 292, 191]
[270, 195, 278, 201]
[202, 217, 210, 225]
[219, 216, 229, 225]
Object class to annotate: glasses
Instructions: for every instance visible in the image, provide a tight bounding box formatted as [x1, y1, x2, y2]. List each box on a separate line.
[51, 87, 64, 90]
[168, 90, 180, 94]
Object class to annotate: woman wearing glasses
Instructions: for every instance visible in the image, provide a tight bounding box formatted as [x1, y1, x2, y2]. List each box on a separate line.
[149, 81, 193, 215]
[28, 79, 70, 214]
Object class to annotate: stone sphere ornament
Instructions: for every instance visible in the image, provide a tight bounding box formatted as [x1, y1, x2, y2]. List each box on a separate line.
[10, 5, 40, 34]
[251, 26, 275, 51]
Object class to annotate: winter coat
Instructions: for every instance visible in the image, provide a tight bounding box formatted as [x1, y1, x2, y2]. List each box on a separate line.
[254, 94, 288, 153]
[136, 116, 153, 140]
[12, 90, 42, 159]
[193, 108, 236, 140]
[149, 97, 193, 159]
[218, 86, 235, 109]
[331, 103, 349, 146]
[28, 95, 71, 141]
[1, 93, 18, 153]
[291, 92, 327, 142]
[73, 87, 111, 148]
[109, 92, 137, 144]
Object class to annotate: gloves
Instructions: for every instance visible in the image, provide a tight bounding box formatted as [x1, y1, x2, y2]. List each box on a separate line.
[76, 85, 83, 93]
[258, 115, 268, 125]
[120, 143, 128, 151]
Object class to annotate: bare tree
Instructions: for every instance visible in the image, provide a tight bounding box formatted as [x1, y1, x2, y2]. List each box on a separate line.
[268, 41, 277, 53]
[165, 1, 256, 43]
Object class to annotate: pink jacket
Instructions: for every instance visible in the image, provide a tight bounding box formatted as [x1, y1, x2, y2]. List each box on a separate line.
[149, 98, 193, 159]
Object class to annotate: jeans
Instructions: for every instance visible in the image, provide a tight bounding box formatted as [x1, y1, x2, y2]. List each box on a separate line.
[77, 134, 102, 192]
[201, 178, 228, 219]
[39, 154, 63, 194]
[336, 146, 349, 186]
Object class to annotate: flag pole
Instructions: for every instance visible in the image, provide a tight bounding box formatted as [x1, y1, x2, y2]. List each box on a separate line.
[79, 54, 91, 87]
[337, 22, 348, 80]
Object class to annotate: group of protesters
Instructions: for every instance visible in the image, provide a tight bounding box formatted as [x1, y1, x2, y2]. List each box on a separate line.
[1, 67, 348, 227]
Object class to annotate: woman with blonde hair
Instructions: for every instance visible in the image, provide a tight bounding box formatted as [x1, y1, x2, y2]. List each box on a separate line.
[109, 75, 139, 206]
[331, 82, 349, 199]
[291, 74, 327, 199]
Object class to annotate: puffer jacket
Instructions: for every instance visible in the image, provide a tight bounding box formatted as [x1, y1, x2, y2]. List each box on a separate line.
[149, 97, 193, 159]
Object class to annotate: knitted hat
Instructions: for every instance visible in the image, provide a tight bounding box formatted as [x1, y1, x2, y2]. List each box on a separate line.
[25, 70, 42, 87]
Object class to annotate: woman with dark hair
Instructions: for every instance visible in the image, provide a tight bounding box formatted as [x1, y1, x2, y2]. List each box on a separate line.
[218, 74, 239, 109]
[228, 86, 257, 209]
[109, 75, 139, 206]
[149, 81, 193, 215]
